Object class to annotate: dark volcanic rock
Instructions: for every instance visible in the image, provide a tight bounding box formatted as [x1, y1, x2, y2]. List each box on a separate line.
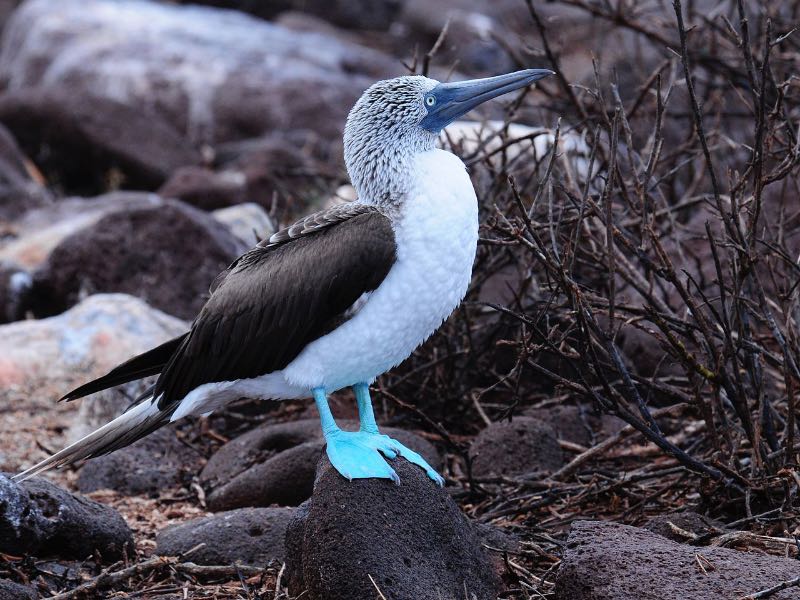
[78, 428, 204, 497]
[0, 579, 37, 600]
[192, 0, 403, 31]
[643, 511, 724, 543]
[201, 419, 441, 510]
[157, 507, 294, 566]
[0, 0, 394, 155]
[0, 89, 201, 194]
[285, 457, 502, 600]
[0, 474, 133, 560]
[471, 416, 563, 478]
[555, 520, 800, 600]
[30, 199, 245, 319]
[0, 260, 30, 323]
[158, 166, 248, 211]
[214, 134, 335, 209]
[0, 121, 50, 222]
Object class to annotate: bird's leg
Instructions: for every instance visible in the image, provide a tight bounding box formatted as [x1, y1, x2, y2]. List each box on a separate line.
[354, 382, 379, 434]
[313, 386, 399, 483]
[352, 383, 444, 486]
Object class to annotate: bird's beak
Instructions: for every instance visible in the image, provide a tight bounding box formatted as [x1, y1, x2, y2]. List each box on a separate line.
[420, 68, 554, 133]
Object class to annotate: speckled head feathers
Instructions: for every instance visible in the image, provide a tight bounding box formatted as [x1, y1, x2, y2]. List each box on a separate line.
[344, 76, 440, 205]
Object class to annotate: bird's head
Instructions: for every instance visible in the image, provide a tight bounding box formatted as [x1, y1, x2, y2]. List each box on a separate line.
[344, 69, 553, 203]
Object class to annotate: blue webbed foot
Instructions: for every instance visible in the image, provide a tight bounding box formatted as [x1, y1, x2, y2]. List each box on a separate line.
[325, 430, 400, 483]
[324, 430, 444, 486]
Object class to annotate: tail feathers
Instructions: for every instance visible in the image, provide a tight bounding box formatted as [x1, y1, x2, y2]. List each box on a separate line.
[13, 397, 172, 482]
[60, 334, 187, 402]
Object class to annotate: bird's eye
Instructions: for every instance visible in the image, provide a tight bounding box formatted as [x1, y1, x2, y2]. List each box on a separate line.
[425, 95, 436, 107]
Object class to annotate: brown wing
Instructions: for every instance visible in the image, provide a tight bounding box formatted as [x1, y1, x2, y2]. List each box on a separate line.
[153, 206, 396, 407]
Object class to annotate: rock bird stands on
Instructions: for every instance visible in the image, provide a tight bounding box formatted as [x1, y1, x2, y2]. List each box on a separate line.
[16, 69, 553, 485]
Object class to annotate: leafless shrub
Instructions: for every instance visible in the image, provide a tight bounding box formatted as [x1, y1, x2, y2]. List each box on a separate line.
[383, 0, 800, 525]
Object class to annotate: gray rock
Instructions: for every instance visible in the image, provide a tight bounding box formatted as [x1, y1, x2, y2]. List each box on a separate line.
[285, 456, 502, 600]
[471, 416, 564, 478]
[30, 199, 245, 320]
[0, 0, 395, 150]
[0, 89, 201, 194]
[555, 520, 800, 600]
[201, 418, 441, 510]
[0, 294, 185, 401]
[156, 507, 294, 566]
[0, 579, 37, 600]
[212, 202, 275, 247]
[0, 474, 133, 561]
[78, 427, 204, 497]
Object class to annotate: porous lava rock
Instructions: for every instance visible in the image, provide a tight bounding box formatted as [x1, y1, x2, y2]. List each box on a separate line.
[0, 579, 37, 600]
[471, 416, 564, 477]
[30, 199, 245, 320]
[643, 511, 724, 543]
[201, 418, 441, 510]
[0, 474, 133, 561]
[555, 520, 800, 600]
[285, 456, 502, 600]
[156, 507, 294, 566]
[77, 427, 204, 497]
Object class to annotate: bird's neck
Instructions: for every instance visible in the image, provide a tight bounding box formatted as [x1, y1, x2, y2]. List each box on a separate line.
[344, 130, 437, 207]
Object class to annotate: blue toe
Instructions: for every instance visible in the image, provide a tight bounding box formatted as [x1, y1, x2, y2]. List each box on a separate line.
[324, 430, 444, 486]
[325, 431, 400, 483]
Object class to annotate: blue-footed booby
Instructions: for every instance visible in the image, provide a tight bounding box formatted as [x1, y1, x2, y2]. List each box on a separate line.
[15, 68, 553, 485]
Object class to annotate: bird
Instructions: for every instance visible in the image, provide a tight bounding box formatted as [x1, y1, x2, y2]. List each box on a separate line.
[15, 68, 553, 486]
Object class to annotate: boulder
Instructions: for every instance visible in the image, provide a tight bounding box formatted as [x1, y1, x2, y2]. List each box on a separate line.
[201, 418, 441, 510]
[77, 427, 204, 497]
[213, 133, 339, 210]
[0, 579, 37, 600]
[0, 193, 163, 270]
[555, 520, 800, 600]
[0, 294, 185, 396]
[212, 202, 274, 247]
[30, 199, 246, 320]
[0, 294, 186, 472]
[471, 416, 564, 478]
[524, 404, 625, 447]
[285, 456, 502, 600]
[0, 89, 201, 194]
[0, 260, 30, 323]
[156, 507, 294, 566]
[0, 474, 133, 561]
[158, 167, 248, 211]
[0, 0, 395, 152]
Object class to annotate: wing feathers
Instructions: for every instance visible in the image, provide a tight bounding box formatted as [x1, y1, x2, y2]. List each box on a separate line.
[154, 206, 397, 407]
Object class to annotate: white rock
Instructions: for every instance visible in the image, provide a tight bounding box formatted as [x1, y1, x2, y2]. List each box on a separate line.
[212, 202, 275, 247]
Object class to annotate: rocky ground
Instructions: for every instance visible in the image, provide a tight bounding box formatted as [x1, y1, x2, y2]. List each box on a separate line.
[0, 0, 799, 599]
